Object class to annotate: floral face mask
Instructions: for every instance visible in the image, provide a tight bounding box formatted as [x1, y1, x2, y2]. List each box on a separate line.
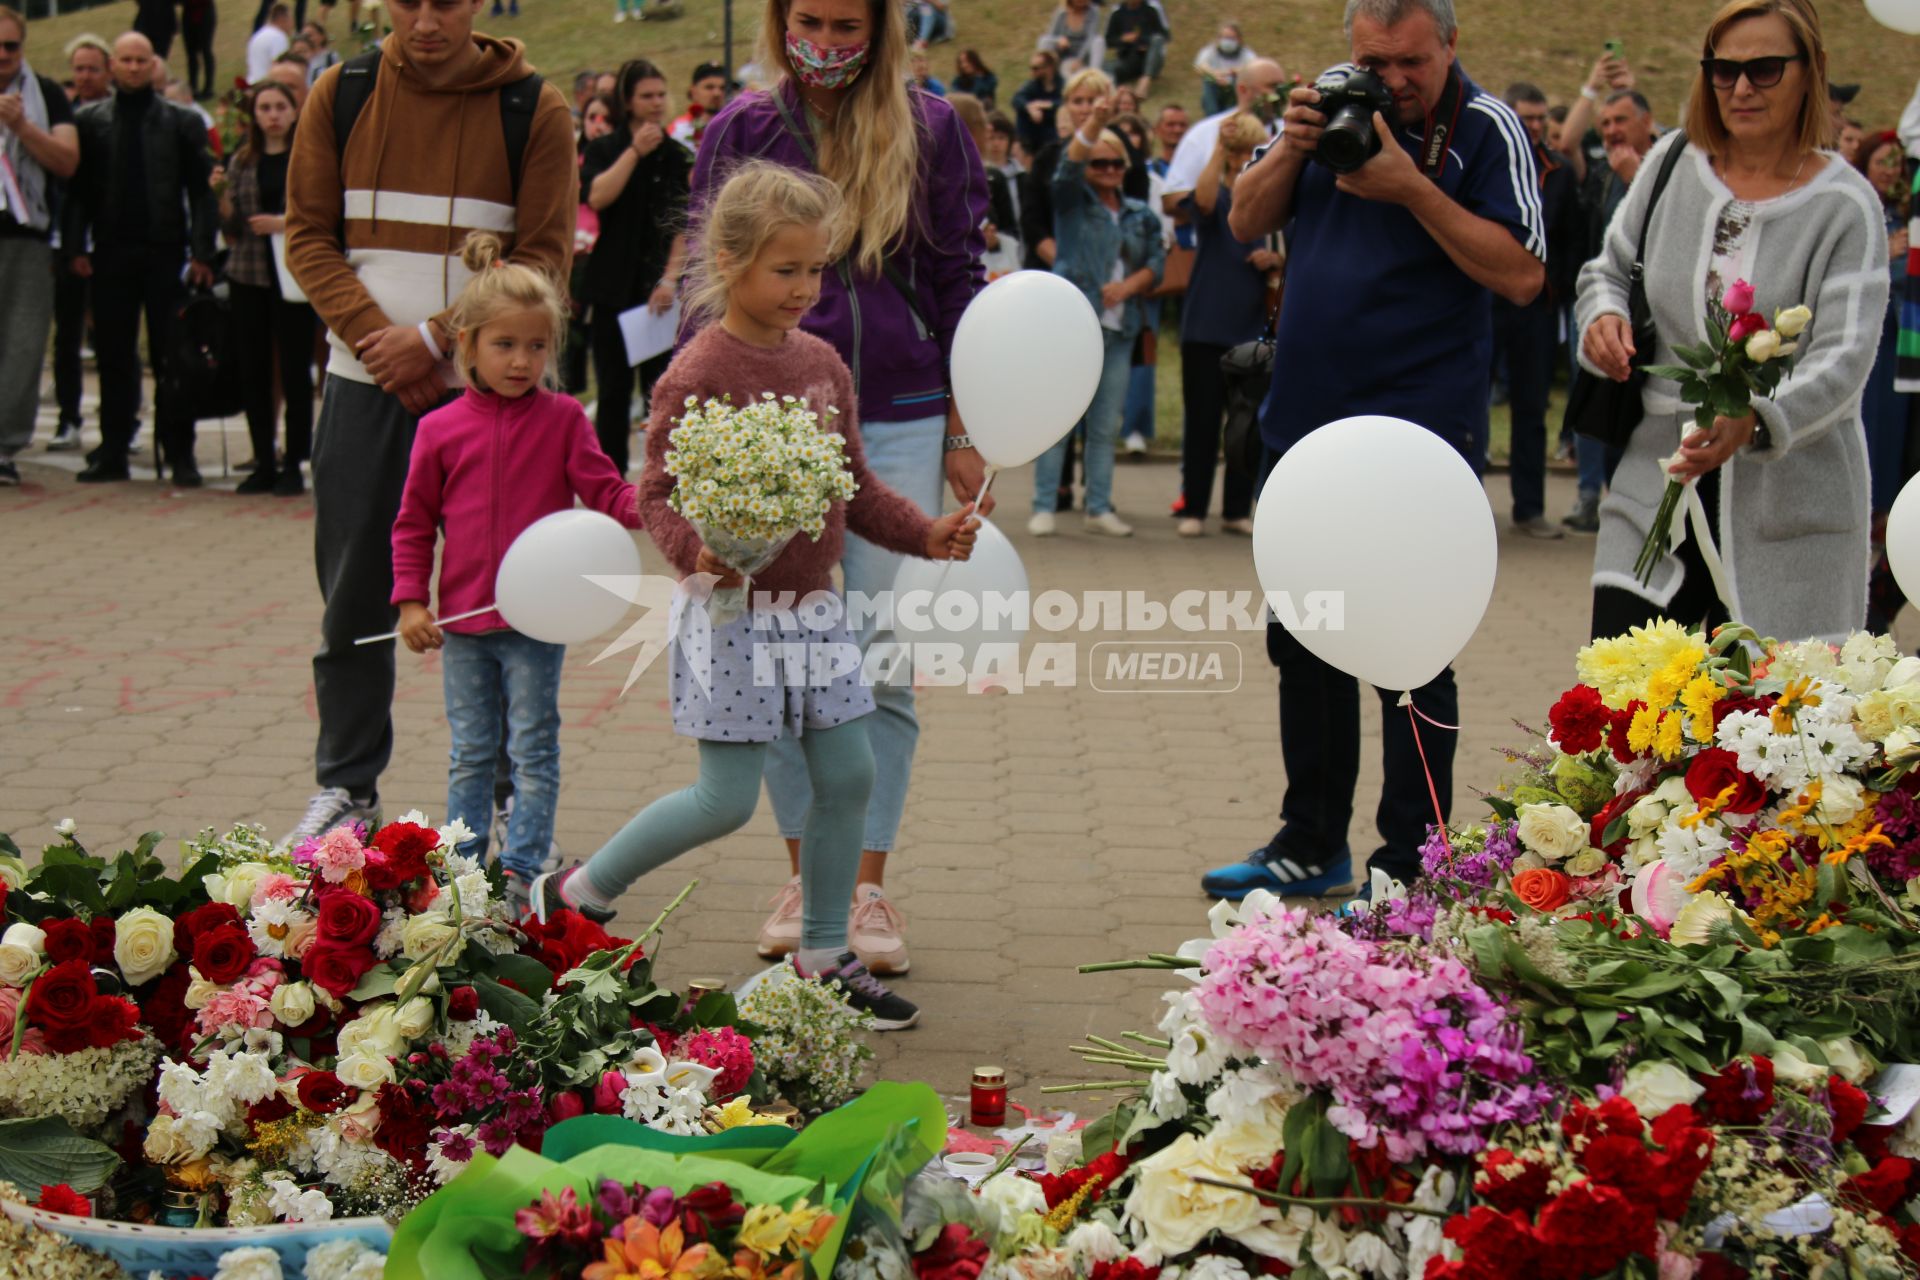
[785, 31, 870, 89]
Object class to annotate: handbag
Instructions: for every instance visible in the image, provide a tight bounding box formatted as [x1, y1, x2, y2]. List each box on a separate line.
[1565, 132, 1690, 449]
[1219, 326, 1275, 479]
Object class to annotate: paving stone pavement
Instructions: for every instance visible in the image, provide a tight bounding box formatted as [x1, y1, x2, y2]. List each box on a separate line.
[0, 414, 1601, 1116]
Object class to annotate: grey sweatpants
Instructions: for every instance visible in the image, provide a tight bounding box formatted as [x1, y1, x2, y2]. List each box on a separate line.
[0, 237, 55, 460]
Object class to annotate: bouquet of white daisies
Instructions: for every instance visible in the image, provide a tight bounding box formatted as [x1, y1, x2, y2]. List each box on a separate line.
[664, 393, 859, 620]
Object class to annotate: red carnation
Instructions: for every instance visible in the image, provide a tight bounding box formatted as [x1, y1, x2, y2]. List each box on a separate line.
[372, 1081, 434, 1169]
[1535, 1181, 1656, 1277]
[1579, 1133, 1659, 1203]
[174, 901, 241, 957]
[910, 1223, 991, 1280]
[85, 995, 141, 1049]
[1478, 1148, 1552, 1215]
[1698, 1056, 1775, 1125]
[1090, 1262, 1160, 1280]
[1829, 1076, 1870, 1145]
[447, 985, 479, 1021]
[193, 923, 257, 985]
[303, 943, 378, 1000]
[35, 1184, 91, 1217]
[29, 961, 100, 1053]
[1684, 748, 1768, 814]
[1842, 1156, 1915, 1215]
[1441, 1205, 1540, 1280]
[1605, 702, 1645, 764]
[142, 961, 195, 1051]
[315, 890, 382, 948]
[368, 821, 438, 889]
[296, 1069, 354, 1114]
[1696, 1255, 1751, 1280]
[1549, 685, 1609, 754]
[1560, 1095, 1644, 1144]
[1648, 1105, 1715, 1219]
[40, 919, 96, 967]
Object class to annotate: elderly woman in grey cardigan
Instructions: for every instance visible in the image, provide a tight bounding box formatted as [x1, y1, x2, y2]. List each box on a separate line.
[1575, 0, 1886, 645]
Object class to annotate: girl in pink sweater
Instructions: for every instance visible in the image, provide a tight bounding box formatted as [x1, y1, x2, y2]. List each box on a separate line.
[533, 163, 978, 1030]
[391, 232, 642, 915]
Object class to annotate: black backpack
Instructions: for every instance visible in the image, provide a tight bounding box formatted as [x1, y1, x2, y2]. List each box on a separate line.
[331, 50, 544, 194]
[166, 286, 246, 423]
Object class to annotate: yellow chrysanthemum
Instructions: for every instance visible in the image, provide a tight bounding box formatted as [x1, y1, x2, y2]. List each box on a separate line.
[1576, 619, 1701, 709]
[1627, 705, 1663, 754]
[1680, 673, 1727, 742]
[1654, 711, 1687, 760]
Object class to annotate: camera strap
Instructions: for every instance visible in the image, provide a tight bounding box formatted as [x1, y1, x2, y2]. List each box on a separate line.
[1417, 65, 1465, 178]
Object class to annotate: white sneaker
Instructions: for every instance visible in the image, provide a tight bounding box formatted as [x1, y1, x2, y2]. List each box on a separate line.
[613, 9, 627, 19]
[1027, 511, 1057, 537]
[1176, 518, 1204, 537]
[1220, 518, 1255, 536]
[756, 875, 803, 958]
[1085, 511, 1134, 537]
[1123, 432, 1148, 456]
[282, 787, 380, 849]
[848, 883, 909, 975]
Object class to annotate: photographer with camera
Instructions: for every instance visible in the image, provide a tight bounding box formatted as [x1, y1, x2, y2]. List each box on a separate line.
[1199, 0, 1544, 903]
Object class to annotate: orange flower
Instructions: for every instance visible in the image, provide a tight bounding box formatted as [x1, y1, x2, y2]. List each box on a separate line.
[1511, 867, 1573, 912]
[584, 1218, 716, 1280]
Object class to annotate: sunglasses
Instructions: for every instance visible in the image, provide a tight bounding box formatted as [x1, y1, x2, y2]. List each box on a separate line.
[1086, 157, 1127, 172]
[0, 40, 21, 52]
[1701, 54, 1803, 89]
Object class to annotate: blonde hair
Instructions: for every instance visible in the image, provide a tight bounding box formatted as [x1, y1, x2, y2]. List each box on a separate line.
[1063, 67, 1112, 100]
[757, 0, 919, 277]
[947, 91, 987, 145]
[687, 160, 843, 324]
[1684, 0, 1831, 158]
[1220, 112, 1268, 153]
[447, 232, 568, 391]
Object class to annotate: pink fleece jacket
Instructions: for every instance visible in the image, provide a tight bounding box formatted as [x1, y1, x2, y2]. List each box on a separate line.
[640, 325, 936, 594]
[392, 387, 641, 635]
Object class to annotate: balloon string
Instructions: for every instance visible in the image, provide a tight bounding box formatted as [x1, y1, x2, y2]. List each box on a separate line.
[976, 466, 998, 505]
[1406, 702, 1460, 731]
[354, 604, 496, 646]
[1404, 700, 1452, 856]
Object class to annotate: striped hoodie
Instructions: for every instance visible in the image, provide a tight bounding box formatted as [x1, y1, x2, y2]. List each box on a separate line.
[285, 33, 577, 384]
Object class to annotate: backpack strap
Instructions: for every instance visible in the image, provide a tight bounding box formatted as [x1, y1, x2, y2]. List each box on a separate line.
[332, 50, 543, 199]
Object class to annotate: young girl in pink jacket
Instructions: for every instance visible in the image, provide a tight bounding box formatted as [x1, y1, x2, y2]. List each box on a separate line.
[390, 232, 642, 915]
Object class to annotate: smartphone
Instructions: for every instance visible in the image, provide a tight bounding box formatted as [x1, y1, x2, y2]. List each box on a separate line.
[1604, 39, 1625, 59]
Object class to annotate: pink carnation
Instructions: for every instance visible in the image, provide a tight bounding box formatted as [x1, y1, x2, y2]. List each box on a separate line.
[196, 988, 272, 1037]
[680, 1027, 755, 1101]
[297, 828, 368, 885]
[251, 873, 302, 906]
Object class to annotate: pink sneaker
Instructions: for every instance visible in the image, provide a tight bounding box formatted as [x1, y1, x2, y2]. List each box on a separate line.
[849, 883, 909, 976]
[756, 876, 803, 958]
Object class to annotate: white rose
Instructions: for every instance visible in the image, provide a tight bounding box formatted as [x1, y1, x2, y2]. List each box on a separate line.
[394, 996, 435, 1040]
[0, 858, 25, 890]
[1822, 1037, 1874, 1085]
[214, 1245, 285, 1280]
[54, 818, 76, 838]
[1746, 330, 1782, 363]
[338, 1006, 403, 1061]
[1817, 775, 1867, 825]
[1653, 774, 1695, 807]
[1769, 1043, 1827, 1088]
[1773, 305, 1812, 339]
[400, 911, 462, 963]
[1625, 794, 1671, 839]
[1619, 1060, 1705, 1114]
[1516, 803, 1589, 862]
[0, 924, 46, 988]
[1886, 657, 1920, 690]
[269, 982, 316, 1028]
[335, 1052, 397, 1091]
[184, 974, 220, 1010]
[1123, 1133, 1267, 1260]
[1885, 727, 1920, 763]
[1063, 1221, 1127, 1269]
[979, 1169, 1047, 1220]
[114, 906, 178, 985]
[205, 862, 275, 910]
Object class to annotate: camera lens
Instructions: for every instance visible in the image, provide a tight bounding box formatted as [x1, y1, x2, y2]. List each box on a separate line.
[1318, 104, 1378, 174]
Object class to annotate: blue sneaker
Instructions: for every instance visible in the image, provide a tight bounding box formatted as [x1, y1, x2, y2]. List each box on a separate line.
[1200, 846, 1354, 900]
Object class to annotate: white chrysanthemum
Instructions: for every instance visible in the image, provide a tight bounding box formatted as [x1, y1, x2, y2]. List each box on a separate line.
[213, 1245, 284, 1280]
[1177, 1255, 1251, 1280]
[244, 896, 306, 959]
[265, 1173, 334, 1223]
[1655, 821, 1732, 884]
[372, 906, 408, 960]
[427, 1125, 477, 1186]
[305, 1240, 388, 1280]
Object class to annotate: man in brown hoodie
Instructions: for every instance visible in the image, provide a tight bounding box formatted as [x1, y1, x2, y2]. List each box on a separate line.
[283, 0, 576, 845]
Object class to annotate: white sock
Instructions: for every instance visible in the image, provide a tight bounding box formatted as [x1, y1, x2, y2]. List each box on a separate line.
[794, 946, 842, 976]
[561, 867, 615, 914]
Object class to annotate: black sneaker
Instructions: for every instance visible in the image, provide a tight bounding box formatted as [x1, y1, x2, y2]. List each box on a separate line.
[273, 467, 305, 497]
[0, 461, 18, 486]
[173, 462, 204, 488]
[800, 952, 920, 1031]
[76, 459, 131, 483]
[236, 468, 280, 494]
[530, 864, 616, 926]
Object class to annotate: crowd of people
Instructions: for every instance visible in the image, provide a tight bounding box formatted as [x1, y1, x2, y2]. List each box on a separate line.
[1, 0, 1917, 1025]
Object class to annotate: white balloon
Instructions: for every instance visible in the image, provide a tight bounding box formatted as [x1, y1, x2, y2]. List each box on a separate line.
[888, 518, 1029, 674]
[494, 510, 643, 645]
[1252, 416, 1496, 691]
[950, 270, 1105, 469]
[1886, 474, 1920, 604]
[1866, 0, 1920, 34]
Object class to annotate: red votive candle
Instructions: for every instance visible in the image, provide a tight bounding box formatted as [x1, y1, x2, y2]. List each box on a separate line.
[971, 1066, 1007, 1127]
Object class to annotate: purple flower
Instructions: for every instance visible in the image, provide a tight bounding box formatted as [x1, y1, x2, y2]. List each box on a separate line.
[598, 1179, 640, 1222]
[477, 1115, 518, 1157]
[503, 1087, 544, 1129]
[641, 1184, 679, 1228]
[433, 1127, 476, 1163]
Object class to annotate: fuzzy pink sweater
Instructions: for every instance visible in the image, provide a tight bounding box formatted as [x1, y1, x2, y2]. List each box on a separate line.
[392, 387, 641, 634]
[640, 326, 936, 594]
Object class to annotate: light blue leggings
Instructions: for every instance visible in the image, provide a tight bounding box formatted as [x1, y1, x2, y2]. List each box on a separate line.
[580, 721, 875, 950]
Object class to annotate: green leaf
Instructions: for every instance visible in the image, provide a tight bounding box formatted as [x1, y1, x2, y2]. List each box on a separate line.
[1644, 364, 1694, 382]
[0, 1117, 122, 1194]
[1079, 1104, 1131, 1159]
[1582, 1006, 1621, 1047]
[348, 965, 402, 1003]
[471, 974, 541, 1036]
[487, 952, 558, 996]
[1614, 972, 1694, 1001]
[28, 865, 107, 914]
[1736, 1015, 1777, 1055]
[1307, 1115, 1350, 1197]
[1485, 797, 1518, 822]
[1601, 811, 1634, 849]
[1699, 970, 1748, 1016]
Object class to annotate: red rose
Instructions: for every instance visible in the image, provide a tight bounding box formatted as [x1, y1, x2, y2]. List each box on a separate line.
[1441, 1205, 1540, 1280]
[193, 923, 256, 985]
[85, 995, 141, 1049]
[1684, 748, 1767, 814]
[40, 919, 96, 967]
[1535, 1182, 1656, 1278]
[548, 1090, 587, 1124]
[1727, 311, 1769, 343]
[1698, 1056, 1775, 1125]
[1589, 789, 1647, 856]
[368, 822, 438, 889]
[315, 890, 382, 948]
[247, 1094, 295, 1127]
[448, 985, 479, 1021]
[1843, 1156, 1914, 1215]
[1548, 685, 1609, 755]
[303, 944, 378, 1000]
[1090, 1261, 1160, 1280]
[29, 961, 99, 1052]
[1829, 1076, 1870, 1145]
[910, 1223, 991, 1280]
[1605, 702, 1645, 764]
[35, 1184, 91, 1217]
[1477, 1148, 1552, 1214]
[522, 910, 628, 981]
[174, 901, 241, 958]
[88, 918, 116, 967]
[296, 1070, 354, 1114]
[142, 962, 195, 1051]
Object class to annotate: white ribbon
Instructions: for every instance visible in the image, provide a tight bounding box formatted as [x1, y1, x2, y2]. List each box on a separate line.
[1655, 433, 1736, 612]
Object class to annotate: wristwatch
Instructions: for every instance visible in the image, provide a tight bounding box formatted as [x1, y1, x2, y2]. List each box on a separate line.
[1750, 421, 1772, 451]
[943, 433, 974, 453]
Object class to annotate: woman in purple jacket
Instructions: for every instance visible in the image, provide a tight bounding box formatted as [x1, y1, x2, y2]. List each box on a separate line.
[688, 0, 989, 976]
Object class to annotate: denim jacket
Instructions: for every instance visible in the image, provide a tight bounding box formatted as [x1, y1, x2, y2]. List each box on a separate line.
[1050, 156, 1164, 341]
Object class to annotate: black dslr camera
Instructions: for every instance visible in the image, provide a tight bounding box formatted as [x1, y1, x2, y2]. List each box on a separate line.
[1310, 64, 1394, 173]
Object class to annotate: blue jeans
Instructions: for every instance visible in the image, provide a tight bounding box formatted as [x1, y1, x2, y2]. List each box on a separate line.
[763, 415, 947, 853]
[1575, 434, 1609, 500]
[1033, 330, 1131, 516]
[441, 629, 566, 880]
[1122, 301, 1159, 441]
[1494, 298, 1554, 521]
[908, 1, 950, 42]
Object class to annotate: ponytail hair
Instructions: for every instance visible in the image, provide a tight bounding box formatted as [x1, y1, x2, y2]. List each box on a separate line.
[447, 231, 569, 390]
[685, 161, 842, 325]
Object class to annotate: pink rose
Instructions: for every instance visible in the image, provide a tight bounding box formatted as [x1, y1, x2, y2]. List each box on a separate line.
[245, 957, 286, 985]
[0, 989, 20, 1059]
[1721, 279, 1756, 315]
[337, 1097, 383, 1143]
[284, 920, 319, 962]
[1728, 311, 1768, 343]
